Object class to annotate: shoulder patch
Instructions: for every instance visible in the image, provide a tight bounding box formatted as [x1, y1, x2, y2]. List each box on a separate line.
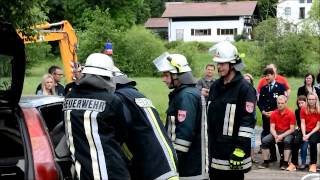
[177, 110, 187, 122]
[245, 101, 254, 113]
[135, 98, 154, 108]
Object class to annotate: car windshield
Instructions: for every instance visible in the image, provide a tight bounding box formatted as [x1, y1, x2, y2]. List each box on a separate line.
[0, 54, 13, 92]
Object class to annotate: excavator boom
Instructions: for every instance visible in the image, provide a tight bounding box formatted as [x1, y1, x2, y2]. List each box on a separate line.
[19, 20, 78, 83]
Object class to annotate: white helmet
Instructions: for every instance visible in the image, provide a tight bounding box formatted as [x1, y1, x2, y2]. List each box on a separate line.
[112, 66, 124, 77]
[82, 53, 114, 77]
[209, 41, 239, 63]
[153, 52, 192, 73]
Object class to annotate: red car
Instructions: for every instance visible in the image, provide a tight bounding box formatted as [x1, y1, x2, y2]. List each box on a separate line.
[0, 22, 73, 180]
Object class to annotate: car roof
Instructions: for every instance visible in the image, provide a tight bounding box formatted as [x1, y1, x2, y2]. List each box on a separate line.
[19, 96, 64, 108]
[0, 22, 26, 106]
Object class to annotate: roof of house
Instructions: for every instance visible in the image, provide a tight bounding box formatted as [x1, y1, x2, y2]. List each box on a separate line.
[144, 18, 169, 28]
[162, 1, 257, 18]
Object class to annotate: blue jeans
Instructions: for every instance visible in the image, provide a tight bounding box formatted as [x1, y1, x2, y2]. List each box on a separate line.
[300, 141, 308, 165]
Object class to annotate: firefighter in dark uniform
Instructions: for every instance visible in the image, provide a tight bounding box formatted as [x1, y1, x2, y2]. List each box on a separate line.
[153, 53, 209, 179]
[63, 53, 130, 180]
[207, 41, 256, 180]
[111, 67, 179, 180]
[257, 68, 286, 165]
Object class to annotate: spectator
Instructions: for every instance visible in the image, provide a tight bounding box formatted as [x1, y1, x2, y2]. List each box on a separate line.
[244, 73, 258, 163]
[287, 92, 320, 173]
[259, 95, 295, 170]
[35, 65, 65, 96]
[257, 68, 287, 163]
[288, 95, 308, 171]
[36, 74, 56, 96]
[297, 73, 319, 97]
[257, 64, 290, 97]
[196, 63, 215, 99]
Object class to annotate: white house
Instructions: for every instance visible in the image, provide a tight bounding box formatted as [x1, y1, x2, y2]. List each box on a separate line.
[277, 0, 314, 32]
[161, 1, 258, 42]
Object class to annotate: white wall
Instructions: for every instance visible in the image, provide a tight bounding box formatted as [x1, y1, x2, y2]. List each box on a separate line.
[277, 0, 313, 24]
[168, 17, 247, 42]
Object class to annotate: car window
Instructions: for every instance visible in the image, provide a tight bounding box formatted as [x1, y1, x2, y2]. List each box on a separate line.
[39, 103, 64, 132]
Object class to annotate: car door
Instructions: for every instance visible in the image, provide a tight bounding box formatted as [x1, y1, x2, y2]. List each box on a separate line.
[37, 102, 74, 180]
[0, 22, 35, 180]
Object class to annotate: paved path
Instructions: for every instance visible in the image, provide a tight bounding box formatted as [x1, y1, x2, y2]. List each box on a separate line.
[244, 127, 319, 180]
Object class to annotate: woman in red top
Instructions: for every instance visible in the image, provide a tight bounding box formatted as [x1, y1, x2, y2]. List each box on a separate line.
[295, 92, 320, 172]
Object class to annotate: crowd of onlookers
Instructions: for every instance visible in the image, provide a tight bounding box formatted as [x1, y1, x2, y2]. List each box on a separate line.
[197, 63, 320, 173]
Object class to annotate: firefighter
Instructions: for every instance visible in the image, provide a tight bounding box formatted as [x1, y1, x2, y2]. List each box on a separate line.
[207, 41, 256, 180]
[63, 53, 130, 180]
[153, 53, 209, 179]
[112, 67, 179, 180]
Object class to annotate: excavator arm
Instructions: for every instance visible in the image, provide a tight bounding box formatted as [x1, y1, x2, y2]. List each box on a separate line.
[19, 20, 78, 83]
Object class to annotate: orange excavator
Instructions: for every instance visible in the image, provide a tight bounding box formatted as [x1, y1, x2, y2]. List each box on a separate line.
[19, 20, 78, 83]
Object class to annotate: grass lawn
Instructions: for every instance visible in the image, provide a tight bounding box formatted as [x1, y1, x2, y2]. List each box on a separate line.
[23, 75, 303, 125]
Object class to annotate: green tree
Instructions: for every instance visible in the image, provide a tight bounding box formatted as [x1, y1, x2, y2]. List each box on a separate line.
[77, 7, 118, 62]
[253, 17, 319, 76]
[257, 0, 277, 20]
[146, 0, 165, 17]
[115, 26, 166, 76]
[0, 0, 48, 34]
[307, 0, 320, 34]
[252, 18, 278, 43]
[309, 0, 320, 21]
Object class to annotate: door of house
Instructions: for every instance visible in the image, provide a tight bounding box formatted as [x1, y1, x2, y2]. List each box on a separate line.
[176, 29, 184, 41]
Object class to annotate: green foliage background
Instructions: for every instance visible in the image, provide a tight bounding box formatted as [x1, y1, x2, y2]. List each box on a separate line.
[2, 0, 320, 124]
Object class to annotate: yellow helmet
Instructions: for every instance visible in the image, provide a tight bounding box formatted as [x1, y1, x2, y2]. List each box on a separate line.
[153, 52, 192, 73]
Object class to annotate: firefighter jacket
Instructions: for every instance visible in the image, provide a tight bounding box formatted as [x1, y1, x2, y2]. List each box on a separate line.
[115, 83, 179, 180]
[207, 72, 257, 173]
[63, 79, 130, 180]
[166, 84, 209, 179]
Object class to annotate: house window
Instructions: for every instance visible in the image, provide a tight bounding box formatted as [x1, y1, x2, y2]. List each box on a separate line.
[218, 28, 237, 35]
[299, 0, 304, 3]
[299, 7, 305, 19]
[191, 29, 211, 36]
[284, 7, 291, 16]
[307, 0, 312, 3]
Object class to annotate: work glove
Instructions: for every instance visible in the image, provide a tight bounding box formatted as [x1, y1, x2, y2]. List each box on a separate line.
[229, 148, 245, 170]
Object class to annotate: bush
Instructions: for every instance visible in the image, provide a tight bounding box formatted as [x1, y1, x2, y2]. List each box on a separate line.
[164, 41, 183, 50]
[168, 42, 199, 72]
[253, 17, 320, 77]
[258, 33, 310, 77]
[114, 26, 166, 76]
